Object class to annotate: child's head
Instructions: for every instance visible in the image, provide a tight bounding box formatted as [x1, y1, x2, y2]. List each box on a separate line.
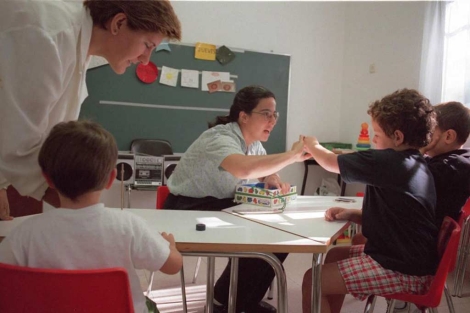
[426, 101, 470, 157]
[367, 88, 436, 150]
[38, 120, 118, 201]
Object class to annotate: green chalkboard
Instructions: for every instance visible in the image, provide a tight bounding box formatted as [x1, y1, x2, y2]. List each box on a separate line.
[79, 43, 290, 153]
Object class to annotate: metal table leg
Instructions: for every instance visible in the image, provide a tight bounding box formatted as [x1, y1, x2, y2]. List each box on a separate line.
[311, 253, 324, 313]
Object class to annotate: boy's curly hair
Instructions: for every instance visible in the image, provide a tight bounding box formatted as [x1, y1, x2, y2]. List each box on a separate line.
[368, 89, 436, 148]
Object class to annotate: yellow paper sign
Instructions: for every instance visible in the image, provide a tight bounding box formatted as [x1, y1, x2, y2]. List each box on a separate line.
[195, 42, 216, 61]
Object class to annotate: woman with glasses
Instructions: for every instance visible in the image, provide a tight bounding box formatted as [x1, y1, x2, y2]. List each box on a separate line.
[164, 85, 311, 313]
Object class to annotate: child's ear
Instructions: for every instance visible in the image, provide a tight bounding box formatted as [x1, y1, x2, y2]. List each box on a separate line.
[41, 172, 56, 189]
[393, 130, 404, 146]
[444, 129, 457, 144]
[105, 168, 117, 190]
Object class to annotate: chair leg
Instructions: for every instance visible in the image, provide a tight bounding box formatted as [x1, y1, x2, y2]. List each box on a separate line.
[453, 217, 470, 297]
[444, 284, 456, 313]
[364, 295, 377, 313]
[179, 265, 188, 313]
[386, 299, 396, 313]
[146, 271, 155, 296]
[192, 256, 202, 284]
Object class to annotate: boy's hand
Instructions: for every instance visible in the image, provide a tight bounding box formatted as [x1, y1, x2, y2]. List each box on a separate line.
[0, 189, 13, 220]
[303, 135, 320, 147]
[291, 135, 312, 162]
[324, 207, 351, 221]
[161, 232, 176, 248]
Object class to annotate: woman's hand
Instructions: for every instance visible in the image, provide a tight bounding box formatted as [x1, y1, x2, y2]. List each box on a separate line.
[0, 188, 13, 220]
[291, 135, 312, 162]
[263, 174, 291, 194]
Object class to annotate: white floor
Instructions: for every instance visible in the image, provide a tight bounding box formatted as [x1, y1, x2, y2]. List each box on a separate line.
[138, 253, 470, 313]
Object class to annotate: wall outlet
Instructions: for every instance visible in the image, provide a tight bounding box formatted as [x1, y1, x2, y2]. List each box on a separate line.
[369, 63, 376, 74]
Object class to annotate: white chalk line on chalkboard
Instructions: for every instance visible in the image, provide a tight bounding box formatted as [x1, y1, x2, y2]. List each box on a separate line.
[100, 100, 230, 112]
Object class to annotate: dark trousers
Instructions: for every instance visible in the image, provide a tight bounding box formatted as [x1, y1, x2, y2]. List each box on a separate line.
[163, 193, 288, 310]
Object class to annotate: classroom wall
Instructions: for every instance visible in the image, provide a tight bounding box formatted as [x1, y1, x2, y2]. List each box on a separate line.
[100, 1, 428, 207]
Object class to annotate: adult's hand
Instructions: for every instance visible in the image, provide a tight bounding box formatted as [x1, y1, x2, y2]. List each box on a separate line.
[264, 174, 291, 194]
[0, 188, 13, 220]
[291, 135, 312, 162]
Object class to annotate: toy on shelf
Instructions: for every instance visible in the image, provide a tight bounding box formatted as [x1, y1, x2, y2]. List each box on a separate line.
[356, 122, 371, 151]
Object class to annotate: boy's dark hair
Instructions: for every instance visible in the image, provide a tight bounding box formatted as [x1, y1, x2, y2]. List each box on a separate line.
[83, 0, 182, 41]
[434, 101, 470, 144]
[208, 85, 276, 128]
[38, 120, 118, 201]
[368, 88, 436, 148]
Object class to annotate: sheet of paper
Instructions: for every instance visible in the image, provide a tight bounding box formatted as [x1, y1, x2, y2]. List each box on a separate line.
[181, 69, 199, 88]
[159, 66, 179, 87]
[201, 71, 230, 91]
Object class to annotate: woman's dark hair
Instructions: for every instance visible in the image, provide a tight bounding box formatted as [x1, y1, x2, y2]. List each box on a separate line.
[208, 85, 275, 128]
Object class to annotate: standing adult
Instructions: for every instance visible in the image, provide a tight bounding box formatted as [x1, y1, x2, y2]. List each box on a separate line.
[165, 85, 311, 313]
[0, 0, 182, 219]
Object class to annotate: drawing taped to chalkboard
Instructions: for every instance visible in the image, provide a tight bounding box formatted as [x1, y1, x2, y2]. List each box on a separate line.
[160, 66, 179, 87]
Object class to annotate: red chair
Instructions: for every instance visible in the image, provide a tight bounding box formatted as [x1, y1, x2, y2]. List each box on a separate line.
[156, 185, 170, 209]
[452, 197, 470, 297]
[0, 263, 134, 313]
[152, 185, 201, 312]
[364, 217, 460, 313]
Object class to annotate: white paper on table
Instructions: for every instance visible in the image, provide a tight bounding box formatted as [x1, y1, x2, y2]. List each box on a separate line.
[201, 71, 230, 91]
[181, 69, 199, 88]
[160, 66, 179, 87]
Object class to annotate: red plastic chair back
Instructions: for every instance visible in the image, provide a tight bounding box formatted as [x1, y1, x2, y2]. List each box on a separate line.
[156, 185, 170, 209]
[0, 263, 134, 313]
[457, 197, 470, 226]
[383, 217, 461, 308]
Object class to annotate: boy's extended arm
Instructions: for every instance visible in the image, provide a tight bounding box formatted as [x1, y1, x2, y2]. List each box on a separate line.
[303, 136, 340, 173]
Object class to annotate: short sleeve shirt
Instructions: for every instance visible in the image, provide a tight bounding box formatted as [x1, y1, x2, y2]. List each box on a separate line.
[167, 122, 266, 199]
[338, 149, 438, 276]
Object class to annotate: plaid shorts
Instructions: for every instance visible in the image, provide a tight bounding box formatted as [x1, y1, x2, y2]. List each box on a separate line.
[337, 245, 434, 301]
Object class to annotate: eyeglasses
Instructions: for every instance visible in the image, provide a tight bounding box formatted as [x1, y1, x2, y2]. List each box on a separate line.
[250, 111, 280, 121]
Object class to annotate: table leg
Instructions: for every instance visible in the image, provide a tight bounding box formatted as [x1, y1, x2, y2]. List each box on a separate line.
[180, 265, 188, 313]
[301, 161, 309, 195]
[183, 251, 287, 313]
[227, 257, 239, 313]
[311, 253, 323, 313]
[206, 256, 215, 313]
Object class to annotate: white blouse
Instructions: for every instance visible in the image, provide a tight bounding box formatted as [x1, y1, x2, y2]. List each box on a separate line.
[0, 0, 92, 200]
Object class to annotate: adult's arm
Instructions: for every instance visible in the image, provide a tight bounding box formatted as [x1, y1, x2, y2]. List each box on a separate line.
[221, 137, 311, 179]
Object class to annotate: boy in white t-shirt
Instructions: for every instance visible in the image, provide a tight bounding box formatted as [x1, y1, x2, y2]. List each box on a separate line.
[0, 120, 182, 313]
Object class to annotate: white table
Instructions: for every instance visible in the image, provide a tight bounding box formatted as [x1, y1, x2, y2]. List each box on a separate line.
[125, 209, 323, 313]
[224, 196, 363, 313]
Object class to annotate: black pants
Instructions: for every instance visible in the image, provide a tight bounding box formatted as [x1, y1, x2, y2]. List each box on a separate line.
[163, 193, 288, 310]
